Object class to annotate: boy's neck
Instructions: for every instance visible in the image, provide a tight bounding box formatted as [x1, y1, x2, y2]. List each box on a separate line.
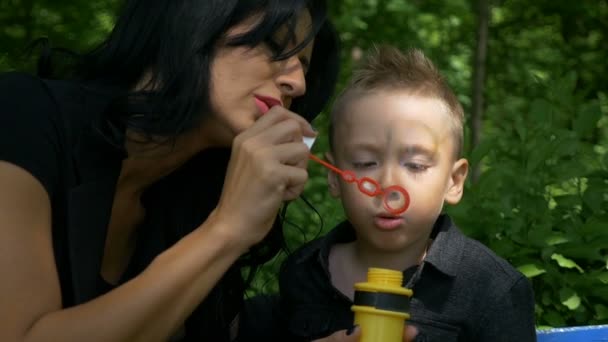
[329, 238, 430, 300]
[350, 238, 429, 273]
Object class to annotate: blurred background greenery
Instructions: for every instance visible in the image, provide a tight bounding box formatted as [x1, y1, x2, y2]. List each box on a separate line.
[1, 0, 606, 329]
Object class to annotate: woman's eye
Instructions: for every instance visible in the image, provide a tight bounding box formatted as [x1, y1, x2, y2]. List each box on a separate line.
[299, 56, 310, 75]
[264, 39, 283, 56]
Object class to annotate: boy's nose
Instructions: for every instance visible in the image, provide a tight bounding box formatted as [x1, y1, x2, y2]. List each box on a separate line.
[376, 166, 410, 214]
[377, 166, 398, 188]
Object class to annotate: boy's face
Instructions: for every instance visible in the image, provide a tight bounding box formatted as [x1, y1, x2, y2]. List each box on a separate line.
[327, 92, 468, 253]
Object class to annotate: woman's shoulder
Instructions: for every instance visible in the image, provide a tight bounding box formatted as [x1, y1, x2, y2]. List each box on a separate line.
[0, 71, 53, 101]
[0, 71, 42, 84]
[0, 71, 84, 115]
[0, 71, 112, 135]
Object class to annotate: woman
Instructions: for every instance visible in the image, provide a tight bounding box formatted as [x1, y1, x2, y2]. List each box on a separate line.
[0, 0, 339, 341]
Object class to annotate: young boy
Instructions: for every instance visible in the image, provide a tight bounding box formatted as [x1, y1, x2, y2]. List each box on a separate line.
[278, 46, 537, 341]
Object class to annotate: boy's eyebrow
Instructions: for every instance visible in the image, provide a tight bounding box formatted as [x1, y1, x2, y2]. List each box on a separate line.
[347, 141, 383, 152]
[402, 144, 437, 158]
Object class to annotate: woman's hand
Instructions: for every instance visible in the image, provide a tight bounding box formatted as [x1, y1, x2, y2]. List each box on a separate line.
[312, 325, 418, 342]
[210, 106, 316, 250]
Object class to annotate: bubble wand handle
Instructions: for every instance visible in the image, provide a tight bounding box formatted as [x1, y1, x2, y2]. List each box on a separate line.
[308, 153, 346, 178]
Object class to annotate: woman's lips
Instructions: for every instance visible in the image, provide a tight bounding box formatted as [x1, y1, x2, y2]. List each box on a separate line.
[254, 95, 282, 114]
[253, 95, 316, 149]
[373, 216, 405, 230]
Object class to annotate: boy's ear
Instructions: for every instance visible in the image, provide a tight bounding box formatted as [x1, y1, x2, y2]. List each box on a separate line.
[325, 152, 341, 198]
[445, 158, 468, 205]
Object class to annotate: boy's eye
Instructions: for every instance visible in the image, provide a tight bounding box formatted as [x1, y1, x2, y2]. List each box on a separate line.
[352, 161, 377, 169]
[404, 162, 429, 172]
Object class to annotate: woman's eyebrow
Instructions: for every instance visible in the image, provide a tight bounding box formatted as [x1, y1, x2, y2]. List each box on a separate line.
[299, 56, 310, 71]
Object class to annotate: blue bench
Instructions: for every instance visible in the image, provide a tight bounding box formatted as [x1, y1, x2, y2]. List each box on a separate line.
[536, 325, 608, 341]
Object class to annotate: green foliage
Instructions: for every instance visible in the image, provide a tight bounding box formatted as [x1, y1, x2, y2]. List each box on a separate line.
[448, 72, 608, 326]
[0, 0, 120, 72]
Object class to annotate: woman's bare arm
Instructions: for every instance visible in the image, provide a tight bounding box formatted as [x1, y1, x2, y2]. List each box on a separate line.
[0, 108, 313, 342]
[0, 161, 246, 342]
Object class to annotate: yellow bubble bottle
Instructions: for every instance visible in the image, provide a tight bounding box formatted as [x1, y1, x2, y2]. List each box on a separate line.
[351, 268, 413, 342]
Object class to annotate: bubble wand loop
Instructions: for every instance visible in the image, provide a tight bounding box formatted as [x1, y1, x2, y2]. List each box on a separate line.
[307, 153, 411, 215]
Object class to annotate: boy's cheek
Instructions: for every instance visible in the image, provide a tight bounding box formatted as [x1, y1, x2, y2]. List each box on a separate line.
[327, 173, 341, 197]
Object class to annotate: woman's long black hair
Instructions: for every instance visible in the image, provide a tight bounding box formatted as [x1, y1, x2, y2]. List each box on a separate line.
[36, 0, 339, 339]
[40, 0, 339, 139]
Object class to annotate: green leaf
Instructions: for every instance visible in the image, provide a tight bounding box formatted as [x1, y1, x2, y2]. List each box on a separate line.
[553, 136, 579, 158]
[527, 139, 555, 172]
[595, 304, 608, 320]
[543, 310, 566, 327]
[581, 218, 608, 237]
[551, 253, 584, 273]
[554, 71, 578, 100]
[541, 291, 552, 306]
[559, 246, 602, 261]
[536, 325, 554, 331]
[598, 272, 608, 284]
[583, 186, 606, 214]
[529, 99, 554, 125]
[552, 194, 580, 209]
[517, 264, 547, 278]
[470, 139, 494, 167]
[552, 162, 586, 182]
[559, 288, 581, 310]
[573, 100, 602, 138]
[544, 234, 570, 246]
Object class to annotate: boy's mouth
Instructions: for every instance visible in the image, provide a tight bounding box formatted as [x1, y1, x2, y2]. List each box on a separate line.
[373, 214, 405, 230]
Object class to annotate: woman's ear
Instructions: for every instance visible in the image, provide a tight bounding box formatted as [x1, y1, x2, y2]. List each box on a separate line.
[444, 158, 469, 205]
[325, 152, 341, 198]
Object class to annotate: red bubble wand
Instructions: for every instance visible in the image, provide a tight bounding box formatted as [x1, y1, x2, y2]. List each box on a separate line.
[257, 101, 410, 215]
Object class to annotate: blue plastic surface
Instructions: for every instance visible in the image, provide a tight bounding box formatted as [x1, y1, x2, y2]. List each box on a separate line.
[536, 325, 608, 342]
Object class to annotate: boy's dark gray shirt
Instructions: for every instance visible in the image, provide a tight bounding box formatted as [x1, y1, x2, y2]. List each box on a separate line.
[278, 214, 537, 341]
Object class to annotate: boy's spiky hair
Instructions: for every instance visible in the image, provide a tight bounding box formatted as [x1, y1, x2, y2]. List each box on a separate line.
[329, 45, 464, 158]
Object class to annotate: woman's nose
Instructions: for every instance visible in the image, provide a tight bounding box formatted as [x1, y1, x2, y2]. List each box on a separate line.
[276, 56, 307, 100]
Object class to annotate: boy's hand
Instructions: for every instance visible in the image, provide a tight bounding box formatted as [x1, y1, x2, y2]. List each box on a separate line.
[312, 325, 418, 342]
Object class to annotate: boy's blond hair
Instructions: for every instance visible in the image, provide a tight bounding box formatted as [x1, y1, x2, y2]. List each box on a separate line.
[329, 45, 464, 159]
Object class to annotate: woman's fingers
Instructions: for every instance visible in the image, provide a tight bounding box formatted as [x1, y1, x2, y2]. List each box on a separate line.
[272, 142, 310, 165]
[404, 325, 418, 342]
[243, 106, 316, 140]
[280, 166, 308, 201]
[212, 107, 314, 247]
[311, 324, 418, 342]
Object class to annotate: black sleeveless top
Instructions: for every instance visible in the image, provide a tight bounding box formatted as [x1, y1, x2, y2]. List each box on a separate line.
[0, 72, 245, 341]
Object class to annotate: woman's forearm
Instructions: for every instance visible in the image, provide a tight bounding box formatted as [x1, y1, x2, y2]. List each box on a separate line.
[24, 216, 245, 342]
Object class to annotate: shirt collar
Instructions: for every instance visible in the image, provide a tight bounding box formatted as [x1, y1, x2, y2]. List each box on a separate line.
[423, 214, 464, 277]
[316, 214, 464, 278]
